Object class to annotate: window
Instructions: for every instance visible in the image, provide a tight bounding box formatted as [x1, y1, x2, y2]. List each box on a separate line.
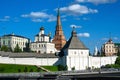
[50, 51, 53, 53]
[38, 51, 41, 54]
[74, 52, 76, 54]
[109, 50, 111, 52]
[106, 50, 108, 52]
[3, 40, 5, 45]
[109, 46, 111, 48]
[81, 52, 83, 54]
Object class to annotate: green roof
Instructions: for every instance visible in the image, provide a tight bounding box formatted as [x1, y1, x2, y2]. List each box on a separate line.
[114, 43, 120, 47]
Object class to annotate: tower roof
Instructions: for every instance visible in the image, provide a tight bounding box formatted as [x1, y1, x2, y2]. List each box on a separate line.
[57, 8, 60, 16]
[40, 26, 44, 30]
[52, 8, 66, 50]
[62, 30, 88, 50]
[107, 38, 113, 44]
[57, 8, 61, 26]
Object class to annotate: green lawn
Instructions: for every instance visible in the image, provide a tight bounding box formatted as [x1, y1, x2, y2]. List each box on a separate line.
[42, 66, 58, 71]
[0, 64, 58, 73]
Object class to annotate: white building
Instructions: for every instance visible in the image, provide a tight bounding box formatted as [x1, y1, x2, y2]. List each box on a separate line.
[0, 29, 118, 71]
[0, 33, 30, 51]
[30, 27, 57, 54]
[60, 29, 89, 70]
[60, 29, 117, 70]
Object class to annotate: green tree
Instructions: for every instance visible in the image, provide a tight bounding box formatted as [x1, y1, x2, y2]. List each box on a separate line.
[57, 65, 66, 71]
[115, 56, 120, 65]
[14, 44, 22, 52]
[23, 42, 30, 52]
[117, 48, 120, 56]
[1, 45, 9, 52]
[72, 67, 75, 70]
[97, 50, 100, 57]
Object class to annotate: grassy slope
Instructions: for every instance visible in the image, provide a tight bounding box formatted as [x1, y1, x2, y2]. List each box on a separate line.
[0, 64, 58, 73]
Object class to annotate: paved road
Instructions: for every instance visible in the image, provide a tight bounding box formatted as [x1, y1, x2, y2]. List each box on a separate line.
[0, 71, 120, 80]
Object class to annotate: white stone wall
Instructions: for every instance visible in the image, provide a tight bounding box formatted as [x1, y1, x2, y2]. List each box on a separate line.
[66, 55, 117, 71]
[0, 55, 118, 71]
[67, 56, 89, 70]
[88, 56, 117, 69]
[0, 56, 59, 66]
[65, 48, 117, 70]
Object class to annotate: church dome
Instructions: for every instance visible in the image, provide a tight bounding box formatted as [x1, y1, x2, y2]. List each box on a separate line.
[40, 26, 44, 30]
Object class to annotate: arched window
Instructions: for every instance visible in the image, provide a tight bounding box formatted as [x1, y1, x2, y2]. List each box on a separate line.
[50, 51, 53, 53]
[38, 51, 41, 54]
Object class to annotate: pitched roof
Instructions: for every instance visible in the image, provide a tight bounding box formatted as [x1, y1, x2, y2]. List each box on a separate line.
[2, 34, 29, 40]
[62, 30, 88, 50]
[0, 51, 58, 58]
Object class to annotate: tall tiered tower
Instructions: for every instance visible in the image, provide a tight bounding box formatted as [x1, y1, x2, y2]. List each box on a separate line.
[52, 8, 66, 51]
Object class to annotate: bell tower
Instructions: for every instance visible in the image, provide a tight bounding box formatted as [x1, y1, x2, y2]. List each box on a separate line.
[52, 8, 66, 50]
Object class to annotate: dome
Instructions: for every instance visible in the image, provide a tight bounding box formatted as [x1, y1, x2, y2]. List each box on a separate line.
[40, 26, 44, 30]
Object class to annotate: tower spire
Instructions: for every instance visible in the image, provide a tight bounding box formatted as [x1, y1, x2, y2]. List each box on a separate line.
[57, 8, 61, 26]
[58, 8, 60, 16]
[52, 8, 66, 51]
[107, 32, 112, 43]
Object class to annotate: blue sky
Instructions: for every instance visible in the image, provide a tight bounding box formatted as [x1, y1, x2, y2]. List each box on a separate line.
[0, 0, 120, 54]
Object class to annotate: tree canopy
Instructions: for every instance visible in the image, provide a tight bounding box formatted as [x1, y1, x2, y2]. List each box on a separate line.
[1, 45, 9, 52]
[14, 44, 22, 52]
[115, 56, 120, 65]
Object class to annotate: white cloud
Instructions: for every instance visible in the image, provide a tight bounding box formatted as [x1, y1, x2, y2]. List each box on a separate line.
[21, 11, 56, 22]
[4, 16, 10, 19]
[47, 15, 56, 22]
[101, 38, 108, 40]
[102, 37, 119, 41]
[113, 37, 118, 40]
[70, 24, 82, 28]
[32, 19, 42, 22]
[30, 12, 49, 18]
[13, 17, 19, 22]
[21, 14, 29, 18]
[77, 33, 90, 37]
[60, 4, 98, 16]
[83, 17, 89, 20]
[0, 16, 10, 22]
[76, 0, 116, 4]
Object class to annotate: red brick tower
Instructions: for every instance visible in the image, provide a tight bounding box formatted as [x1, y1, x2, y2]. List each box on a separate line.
[52, 8, 66, 50]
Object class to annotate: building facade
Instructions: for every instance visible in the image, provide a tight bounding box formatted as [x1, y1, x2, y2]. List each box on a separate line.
[0, 30, 118, 71]
[61, 29, 89, 70]
[0, 33, 30, 51]
[30, 27, 57, 54]
[102, 38, 118, 56]
[52, 8, 66, 51]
